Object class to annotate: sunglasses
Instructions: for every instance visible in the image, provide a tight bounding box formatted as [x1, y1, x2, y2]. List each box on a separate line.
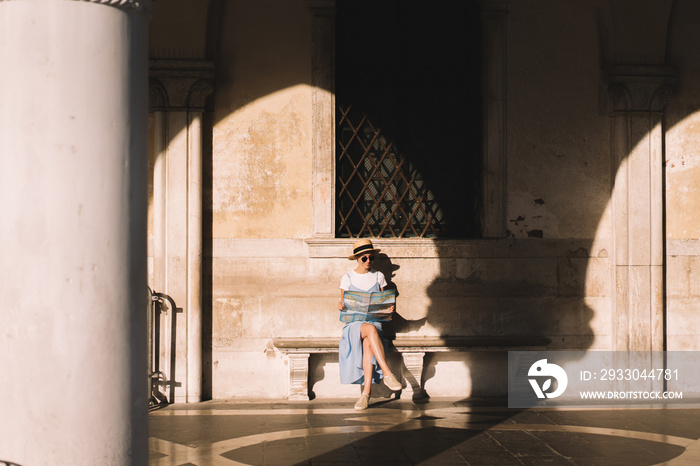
[361, 255, 375, 263]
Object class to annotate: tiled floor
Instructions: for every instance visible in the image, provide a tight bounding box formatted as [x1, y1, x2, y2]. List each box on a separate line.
[149, 397, 700, 465]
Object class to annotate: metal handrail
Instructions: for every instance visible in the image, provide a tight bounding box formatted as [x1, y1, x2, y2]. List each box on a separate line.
[148, 286, 169, 409]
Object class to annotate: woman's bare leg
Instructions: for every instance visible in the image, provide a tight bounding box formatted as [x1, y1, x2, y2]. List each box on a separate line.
[361, 337, 373, 395]
[360, 323, 392, 376]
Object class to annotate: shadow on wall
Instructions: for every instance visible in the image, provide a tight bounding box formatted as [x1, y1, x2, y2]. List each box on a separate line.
[421, 243, 596, 397]
[374, 254, 426, 339]
[202, 106, 215, 401]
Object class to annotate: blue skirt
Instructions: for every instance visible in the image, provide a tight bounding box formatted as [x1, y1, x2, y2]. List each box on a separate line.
[339, 321, 388, 385]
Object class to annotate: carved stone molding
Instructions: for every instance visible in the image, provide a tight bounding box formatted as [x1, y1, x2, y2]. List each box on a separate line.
[603, 66, 676, 113]
[83, 0, 151, 13]
[401, 352, 426, 399]
[607, 82, 632, 113]
[187, 79, 215, 110]
[149, 59, 215, 112]
[0, 0, 152, 14]
[149, 78, 167, 110]
[650, 84, 675, 113]
[287, 354, 310, 401]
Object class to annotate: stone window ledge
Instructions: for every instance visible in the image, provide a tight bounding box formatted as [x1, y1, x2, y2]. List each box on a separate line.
[305, 237, 606, 259]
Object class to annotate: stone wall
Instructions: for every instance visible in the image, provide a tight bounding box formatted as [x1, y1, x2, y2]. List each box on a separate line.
[147, 0, 700, 400]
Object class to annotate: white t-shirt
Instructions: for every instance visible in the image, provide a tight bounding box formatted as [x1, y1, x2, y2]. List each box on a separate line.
[339, 270, 387, 292]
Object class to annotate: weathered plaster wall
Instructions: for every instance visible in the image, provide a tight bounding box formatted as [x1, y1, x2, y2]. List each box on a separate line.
[212, 0, 313, 239]
[667, 113, 700, 240]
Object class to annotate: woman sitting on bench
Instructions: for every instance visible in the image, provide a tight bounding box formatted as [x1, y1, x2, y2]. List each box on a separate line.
[337, 239, 402, 410]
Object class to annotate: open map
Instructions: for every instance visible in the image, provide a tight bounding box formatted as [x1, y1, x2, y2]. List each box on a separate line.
[339, 289, 396, 323]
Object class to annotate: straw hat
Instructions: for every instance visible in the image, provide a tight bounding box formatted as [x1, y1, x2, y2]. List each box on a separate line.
[348, 239, 381, 260]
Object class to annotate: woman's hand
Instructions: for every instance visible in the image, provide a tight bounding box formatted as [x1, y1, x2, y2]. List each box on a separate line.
[338, 291, 347, 311]
[387, 305, 395, 313]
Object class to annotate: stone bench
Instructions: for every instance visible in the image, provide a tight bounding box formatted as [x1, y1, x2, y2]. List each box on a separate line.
[272, 336, 551, 400]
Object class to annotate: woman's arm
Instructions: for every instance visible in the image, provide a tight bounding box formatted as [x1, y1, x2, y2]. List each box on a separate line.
[338, 290, 346, 310]
[380, 286, 395, 313]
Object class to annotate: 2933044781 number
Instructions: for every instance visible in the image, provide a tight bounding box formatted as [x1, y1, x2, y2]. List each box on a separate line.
[599, 368, 679, 381]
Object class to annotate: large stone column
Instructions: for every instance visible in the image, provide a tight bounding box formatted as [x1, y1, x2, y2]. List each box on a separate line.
[149, 60, 213, 403]
[0, 1, 150, 464]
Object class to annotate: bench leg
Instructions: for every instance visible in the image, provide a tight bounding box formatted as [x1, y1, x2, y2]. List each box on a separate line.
[401, 352, 426, 399]
[287, 353, 310, 400]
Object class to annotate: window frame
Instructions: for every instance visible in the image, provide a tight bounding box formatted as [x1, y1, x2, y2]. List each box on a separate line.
[308, 0, 508, 249]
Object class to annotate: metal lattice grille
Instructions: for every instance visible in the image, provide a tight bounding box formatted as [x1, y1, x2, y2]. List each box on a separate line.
[336, 104, 445, 238]
[334, 0, 483, 239]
